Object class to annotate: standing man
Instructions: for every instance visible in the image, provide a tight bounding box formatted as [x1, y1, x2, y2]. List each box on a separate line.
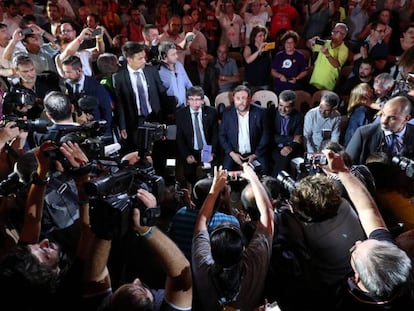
[303, 90, 341, 153]
[219, 84, 269, 172]
[158, 41, 193, 110]
[308, 22, 349, 92]
[61, 55, 113, 137]
[271, 90, 304, 176]
[346, 96, 414, 164]
[113, 41, 168, 151]
[176, 86, 219, 186]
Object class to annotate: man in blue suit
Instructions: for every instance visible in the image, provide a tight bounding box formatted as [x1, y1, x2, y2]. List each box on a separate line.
[61, 55, 113, 137]
[219, 84, 269, 173]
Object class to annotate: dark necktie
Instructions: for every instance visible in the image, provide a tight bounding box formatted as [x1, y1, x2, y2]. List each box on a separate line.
[135, 71, 149, 117]
[194, 112, 203, 150]
[73, 83, 80, 94]
[280, 116, 289, 136]
[388, 133, 400, 154]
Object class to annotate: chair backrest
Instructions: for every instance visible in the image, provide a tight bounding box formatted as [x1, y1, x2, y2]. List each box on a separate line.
[214, 91, 233, 108]
[294, 90, 313, 114]
[204, 95, 211, 106]
[312, 90, 325, 107]
[252, 90, 278, 109]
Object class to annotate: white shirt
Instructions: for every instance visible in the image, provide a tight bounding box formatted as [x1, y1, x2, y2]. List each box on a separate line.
[237, 111, 251, 154]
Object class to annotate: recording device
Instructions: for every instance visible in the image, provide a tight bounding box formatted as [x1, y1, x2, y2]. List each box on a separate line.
[21, 28, 34, 36]
[135, 122, 176, 156]
[305, 153, 327, 166]
[315, 38, 325, 45]
[85, 152, 165, 239]
[276, 170, 297, 195]
[264, 42, 275, 50]
[1, 115, 49, 133]
[0, 172, 24, 197]
[2, 87, 37, 116]
[392, 155, 414, 178]
[42, 120, 114, 170]
[185, 33, 194, 42]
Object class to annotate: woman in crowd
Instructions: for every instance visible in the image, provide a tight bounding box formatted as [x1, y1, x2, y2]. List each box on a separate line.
[243, 25, 272, 91]
[271, 30, 309, 94]
[344, 83, 375, 146]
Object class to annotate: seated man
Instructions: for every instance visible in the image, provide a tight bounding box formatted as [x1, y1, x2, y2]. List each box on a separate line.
[219, 84, 269, 172]
[271, 90, 304, 176]
[303, 90, 341, 153]
[346, 96, 414, 165]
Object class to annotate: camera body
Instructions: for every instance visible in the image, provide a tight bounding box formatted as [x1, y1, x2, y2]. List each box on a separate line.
[0, 172, 24, 197]
[85, 161, 165, 239]
[2, 87, 37, 116]
[315, 38, 326, 45]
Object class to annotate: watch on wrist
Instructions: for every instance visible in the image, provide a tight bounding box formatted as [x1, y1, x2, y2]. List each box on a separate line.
[30, 172, 49, 186]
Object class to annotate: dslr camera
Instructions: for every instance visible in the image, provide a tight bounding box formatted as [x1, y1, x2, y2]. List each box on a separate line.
[1, 115, 49, 133]
[392, 155, 414, 178]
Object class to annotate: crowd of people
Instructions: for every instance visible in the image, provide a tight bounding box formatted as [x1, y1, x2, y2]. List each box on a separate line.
[0, 0, 413, 310]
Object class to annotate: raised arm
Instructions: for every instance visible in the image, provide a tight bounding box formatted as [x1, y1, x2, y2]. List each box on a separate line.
[194, 165, 228, 232]
[322, 149, 387, 236]
[240, 163, 274, 236]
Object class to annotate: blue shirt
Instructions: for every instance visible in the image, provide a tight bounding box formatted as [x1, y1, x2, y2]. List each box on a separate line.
[159, 61, 193, 107]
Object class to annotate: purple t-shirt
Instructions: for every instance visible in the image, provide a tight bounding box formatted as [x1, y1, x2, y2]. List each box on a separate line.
[272, 50, 307, 93]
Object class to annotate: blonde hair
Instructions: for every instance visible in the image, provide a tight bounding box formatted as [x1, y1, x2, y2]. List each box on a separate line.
[347, 83, 373, 116]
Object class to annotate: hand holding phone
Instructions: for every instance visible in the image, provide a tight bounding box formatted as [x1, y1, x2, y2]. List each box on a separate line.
[21, 28, 34, 36]
[90, 28, 102, 37]
[315, 38, 325, 45]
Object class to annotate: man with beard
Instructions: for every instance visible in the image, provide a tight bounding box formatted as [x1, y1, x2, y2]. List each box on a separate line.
[270, 90, 304, 176]
[336, 58, 375, 105]
[55, 22, 105, 77]
[219, 84, 269, 172]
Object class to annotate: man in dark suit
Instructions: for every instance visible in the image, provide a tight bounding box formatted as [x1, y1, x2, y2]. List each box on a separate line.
[61, 55, 113, 137]
[271, 90, 304, 176]
[346, 96, 414, 165]
[176, 86, 218, 186]
[219, 84, 269, 173]
[113, 41, 170, 152]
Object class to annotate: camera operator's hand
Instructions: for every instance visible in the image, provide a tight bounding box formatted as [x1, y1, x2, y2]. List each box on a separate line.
[0, 122, 20, 147]
[132, 189, 157, 233]
[211, 165, 227, 193]
[35, 141, 55, 177]
[186, 155, 197, 164]
[59, 141, 89, 168]
[321, 149, 349, 174]
[240, 162, 259, 182]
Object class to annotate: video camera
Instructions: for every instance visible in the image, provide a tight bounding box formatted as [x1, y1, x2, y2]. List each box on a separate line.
[84, 159, 165, 239]
[2, 87, 37, 116]
[392, 155, 414, 178]
[0, 172, 24, 197]
[42, 120, 116, 169]
[1, 115, 49, 133]
[135, 122, 176, 156]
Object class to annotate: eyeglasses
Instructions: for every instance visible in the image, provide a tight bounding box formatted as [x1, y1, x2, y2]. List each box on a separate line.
[331, 30, 345, 35]
[61, 29, 74, 34]
[375, 29, 386, 34]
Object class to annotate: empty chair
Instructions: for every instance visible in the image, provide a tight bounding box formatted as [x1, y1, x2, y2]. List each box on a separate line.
[311, 90, 326, 107]
[204, 95, 211, 106]
[294, 90, 313, 114]
[252, 90, 278, 109]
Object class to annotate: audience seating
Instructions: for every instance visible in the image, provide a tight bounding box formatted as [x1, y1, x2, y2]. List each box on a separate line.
[252, 90, 278, 109]
[294, 90, 313, 114]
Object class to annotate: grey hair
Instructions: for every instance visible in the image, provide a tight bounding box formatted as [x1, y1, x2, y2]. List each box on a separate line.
[354, 239, 412, 297]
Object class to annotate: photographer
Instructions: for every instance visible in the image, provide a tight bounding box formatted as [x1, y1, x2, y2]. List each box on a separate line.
[323, 149, 414, 310]
[192, 164, 274, 310]
[0, 140, 92, 311]
[283, 161, 366, 308]
[84, 190, 193, 311]
[2, 54, 60, 122]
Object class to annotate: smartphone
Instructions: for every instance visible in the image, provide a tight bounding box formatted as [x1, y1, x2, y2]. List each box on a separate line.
[264, 42, 275, 50]
[315, 38, 325, 45]
[21, 28, 34, 36]
[90, 28, 102, 36]
[305, 153, 328, 165]
[186, 34, 194, 42]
